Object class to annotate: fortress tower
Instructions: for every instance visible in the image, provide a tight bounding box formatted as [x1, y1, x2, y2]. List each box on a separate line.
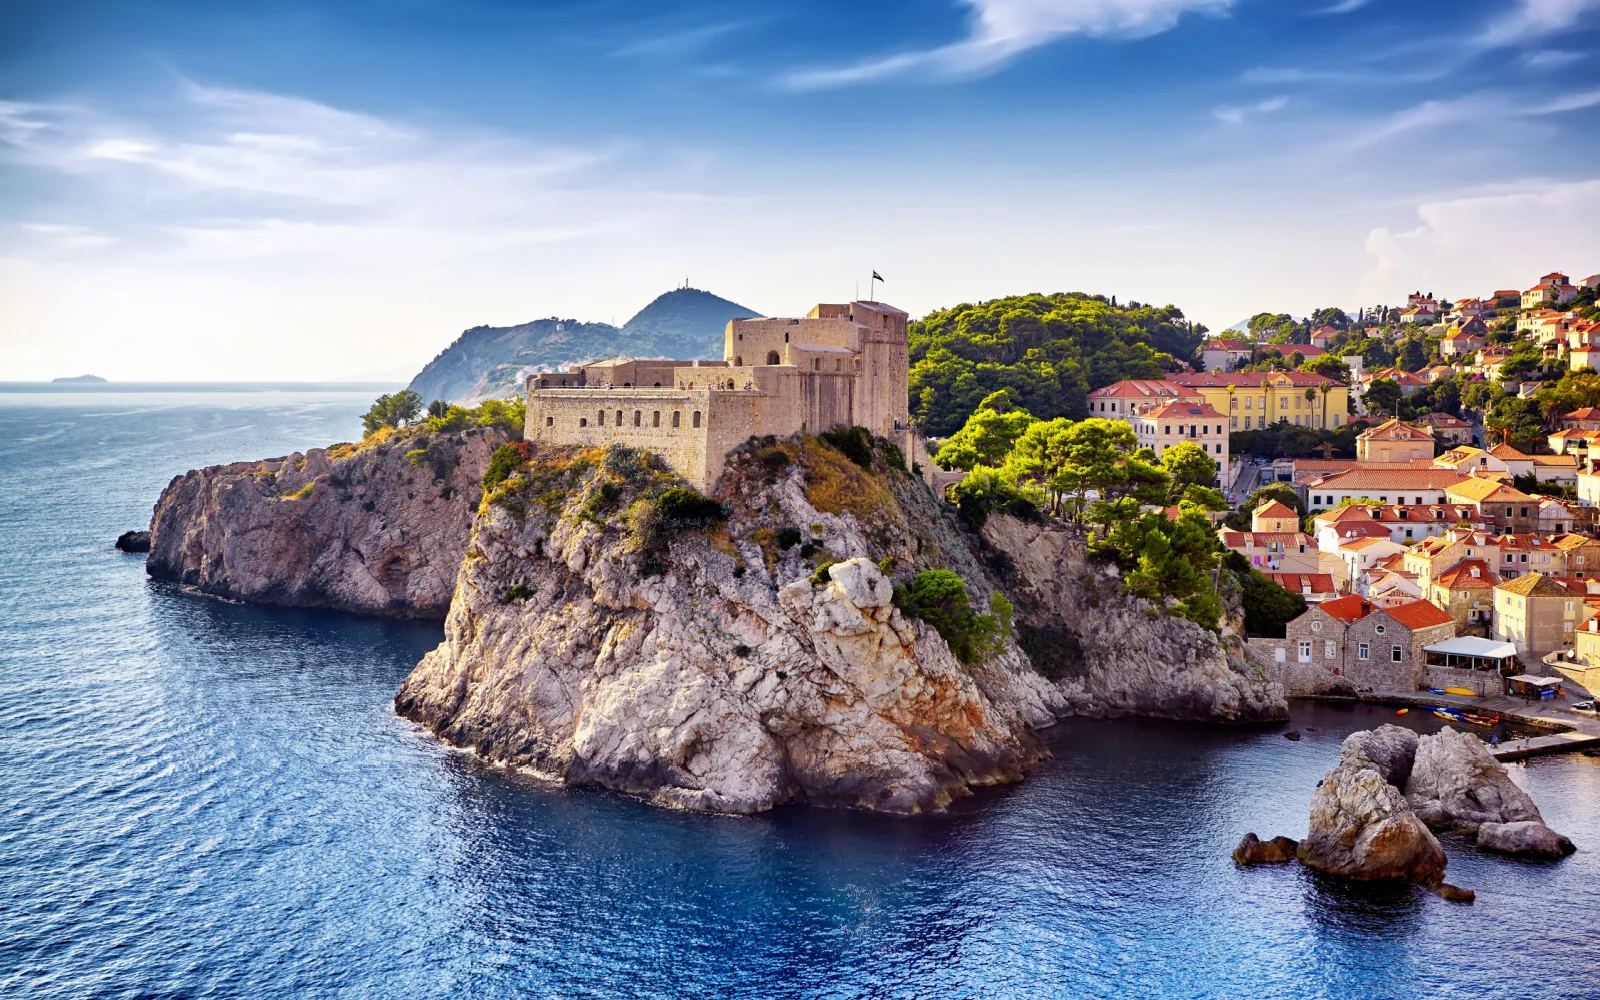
[525, 301, 919, 491]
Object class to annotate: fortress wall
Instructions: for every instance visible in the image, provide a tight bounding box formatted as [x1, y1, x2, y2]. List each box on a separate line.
[526, 388, 712, 487]
[727, 317, 861, 366]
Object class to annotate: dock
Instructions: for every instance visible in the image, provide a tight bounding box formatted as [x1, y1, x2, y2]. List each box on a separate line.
[1491, 730, 1600, 761]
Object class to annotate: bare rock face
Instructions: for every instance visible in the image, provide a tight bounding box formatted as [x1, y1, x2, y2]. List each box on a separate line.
[1298, 735, 1448, 884]
[115, 530, 151, 553]
[1476, 821, 1577, 859]
[1341, 725, 1419, 789]
[1405, 727, 1543, 834]
[147, 426, 507, 619]
[980, 514, 1287, 723]
[1233, 833, 1299, 864]
[396, 441, 1062, 814]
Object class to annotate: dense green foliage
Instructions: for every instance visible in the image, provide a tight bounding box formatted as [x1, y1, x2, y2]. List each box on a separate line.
[1096, 509, 1224, 629]
[653, 486, 727, 527]
[1228, 419, 1368, 460]
[932, 390, 1036, 471]
[362, 390, 424, 435]
[896, 570, 1011, 665]
[909, 293, 1205, 436]
[817, 425, 875, 470]
[483, 442, 530, 493]
[1222, 482, 1304, 530]
[1223, 552, 1307, 638]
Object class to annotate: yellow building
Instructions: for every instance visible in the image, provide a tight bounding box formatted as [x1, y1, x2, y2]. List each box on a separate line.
[1167, 371, 1350, 433]
[1357, 418, 1435, 463]
[1493, 572, 1579, 656]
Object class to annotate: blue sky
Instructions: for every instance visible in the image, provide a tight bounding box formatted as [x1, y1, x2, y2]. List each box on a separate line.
[3, 0, 1599, 379]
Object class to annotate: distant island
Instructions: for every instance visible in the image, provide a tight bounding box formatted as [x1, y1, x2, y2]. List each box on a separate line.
[407, 286, 760, 404]
[52, 374, 107, 383]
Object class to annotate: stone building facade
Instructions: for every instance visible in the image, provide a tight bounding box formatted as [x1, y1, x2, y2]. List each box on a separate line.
[1251, 595, 1457, 694]
[524, 301, 919, 491]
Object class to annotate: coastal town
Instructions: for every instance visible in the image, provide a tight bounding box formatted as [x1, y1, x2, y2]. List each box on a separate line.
[1078, 269, 1600, 740]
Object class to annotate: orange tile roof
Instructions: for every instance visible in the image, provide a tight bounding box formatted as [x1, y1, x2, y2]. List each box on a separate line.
[1319, 595, 1376, 624]
[1169, 372, 1344, 388]
[1088, 379, 1196, 399]
[1264, 572, 1336, 594]
[1359, 418, 1433, 441]
[1255, 499, 1298, 519]
[1310, 469, 1469, 490]
[1436, 560, 1497, 588]
[1383, 600, 1457, 630]
[1145, 399, 1227, 419]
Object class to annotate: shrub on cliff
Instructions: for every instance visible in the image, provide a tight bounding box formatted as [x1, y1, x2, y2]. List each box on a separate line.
[818, 426, 875, 469]
[896, 570, 1010, 665]
[653, 487, 726, 527]
[482, 442, 530, 492]
[362, 391, 424, 436]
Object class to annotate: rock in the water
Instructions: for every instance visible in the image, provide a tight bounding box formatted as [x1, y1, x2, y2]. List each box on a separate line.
[1405, 727, 1543, 834]
[1430, 882, 1476, 903]
[1233, 832, 1299, 864]
[1284, 730, 1301, 741]
[1298, 746, 1447, 883]
[146, 425, 506, 619]
[396, 441, 1064, 814]
[980, 513, 1288, 723]
[1341, 724, 1419, 789]
[1476, 821, 1577, 859]
[114, 530, 151, 553]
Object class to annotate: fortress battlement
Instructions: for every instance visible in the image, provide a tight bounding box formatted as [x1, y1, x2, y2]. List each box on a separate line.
[525, 300, 919, 490]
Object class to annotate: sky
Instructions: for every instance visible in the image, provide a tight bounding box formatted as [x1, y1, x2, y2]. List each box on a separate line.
[3, 0, 1600, 381]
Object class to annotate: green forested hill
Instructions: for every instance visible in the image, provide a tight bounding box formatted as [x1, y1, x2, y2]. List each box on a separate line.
[909, 293, 1204, 437]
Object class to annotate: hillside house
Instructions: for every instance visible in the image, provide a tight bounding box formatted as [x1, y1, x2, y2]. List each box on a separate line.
[1494, 573, 1579, 657]
[1356, 418, 1436, 463]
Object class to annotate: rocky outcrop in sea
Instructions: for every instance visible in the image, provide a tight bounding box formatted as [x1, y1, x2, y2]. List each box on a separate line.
[146, 425, 507, 619]
[394, 435, 1287, 814]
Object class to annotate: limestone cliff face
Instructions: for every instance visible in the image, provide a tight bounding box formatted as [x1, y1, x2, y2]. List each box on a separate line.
[980, 513, 1288, 723]
[395, 439, 1065, 813]
[147, 426, 507, 619]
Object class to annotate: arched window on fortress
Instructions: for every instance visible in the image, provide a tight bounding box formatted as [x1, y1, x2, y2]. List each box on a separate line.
[692, 411, 702, 428]
[726, 380, 735, 390]
[545, 416, 553, 427]
[615, 410, 623, 426]
[834, 359, 841, 371]
[652, 411, 661, 427]
[766, 351, 780, 365]
[672, 411, 681, 428]
[579, 418, 588, 427]
[734, 356, 742, 366]
[813, 359, 820, 370]
[597, 410, 605, 426]
[633, 410, 641, 427]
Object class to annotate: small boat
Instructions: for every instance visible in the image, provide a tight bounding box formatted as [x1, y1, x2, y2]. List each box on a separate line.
[1395, 708, 1410, 716]
[1427, 687, 1447, 695]
[1443, 687, 1477, 697]
[1433, 709, 1461, 721]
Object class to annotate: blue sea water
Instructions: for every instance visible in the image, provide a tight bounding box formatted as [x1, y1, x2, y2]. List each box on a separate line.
[2, 387, 1598, 1000]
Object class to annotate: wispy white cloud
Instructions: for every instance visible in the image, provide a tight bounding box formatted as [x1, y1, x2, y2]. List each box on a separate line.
[1481, 0, 1600, 46]
[785, 0, 1234, 90]
[1317, 0, 1373, 15]
[610, 19, 754, 58]
[1352, 84, 1600, 145]
[1523, 48, 1587, 69]
[1213, 94, 1288, 124]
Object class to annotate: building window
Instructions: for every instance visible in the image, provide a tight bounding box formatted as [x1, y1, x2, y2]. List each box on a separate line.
[579, 418, 587, 427]
[545, 416, 553, 427]
[597, 410, 605, 426]
[1391, 645, 1403, 663]
[813, 359, 820, 370]
[1325, 641, 1336, 659]
[634, 410, 642, 427]
[692, 411, 702, 428]
[671, 411, 679, 428]
[616, 410, 623, 425]
[1298, 641, 1311, 663]
[767, 351, 781, 365]
[734, 355, 742, 366]
[1358, 642, 1369, 660]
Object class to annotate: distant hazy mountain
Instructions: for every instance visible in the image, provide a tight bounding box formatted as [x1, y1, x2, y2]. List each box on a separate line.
[52, 374, 107, 383]
[407, 287, 760, 403]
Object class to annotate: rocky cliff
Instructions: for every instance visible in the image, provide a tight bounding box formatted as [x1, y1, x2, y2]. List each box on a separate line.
[146, 425, 508, 619]
[980, 513, 1288, 723]
[395, 434, 1286, 814]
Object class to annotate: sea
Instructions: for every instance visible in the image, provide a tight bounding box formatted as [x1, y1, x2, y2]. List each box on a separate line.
[2, 384, 1597, 1000]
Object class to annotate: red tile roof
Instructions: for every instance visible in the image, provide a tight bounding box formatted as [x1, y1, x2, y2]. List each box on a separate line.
[1264, 572, 1336, 594]
[1087, 379, 1196, 399]
[1358, 418, 1433, 441]
[1255, 499, 1298, 519]
[1144, 399, 1226, 419]
[1310, 469, 1469, 491]
[1203, 339, 1251, 352]
[1435, 560, 1497, 588]
[1319, 595, 1376, 624]
[1383, 600, 1457, 630]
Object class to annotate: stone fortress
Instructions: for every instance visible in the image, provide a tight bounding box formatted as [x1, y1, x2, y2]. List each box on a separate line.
[525, 300, 927, 491]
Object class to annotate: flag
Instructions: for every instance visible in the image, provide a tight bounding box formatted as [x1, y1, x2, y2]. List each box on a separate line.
[872, 271, 884, 282]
